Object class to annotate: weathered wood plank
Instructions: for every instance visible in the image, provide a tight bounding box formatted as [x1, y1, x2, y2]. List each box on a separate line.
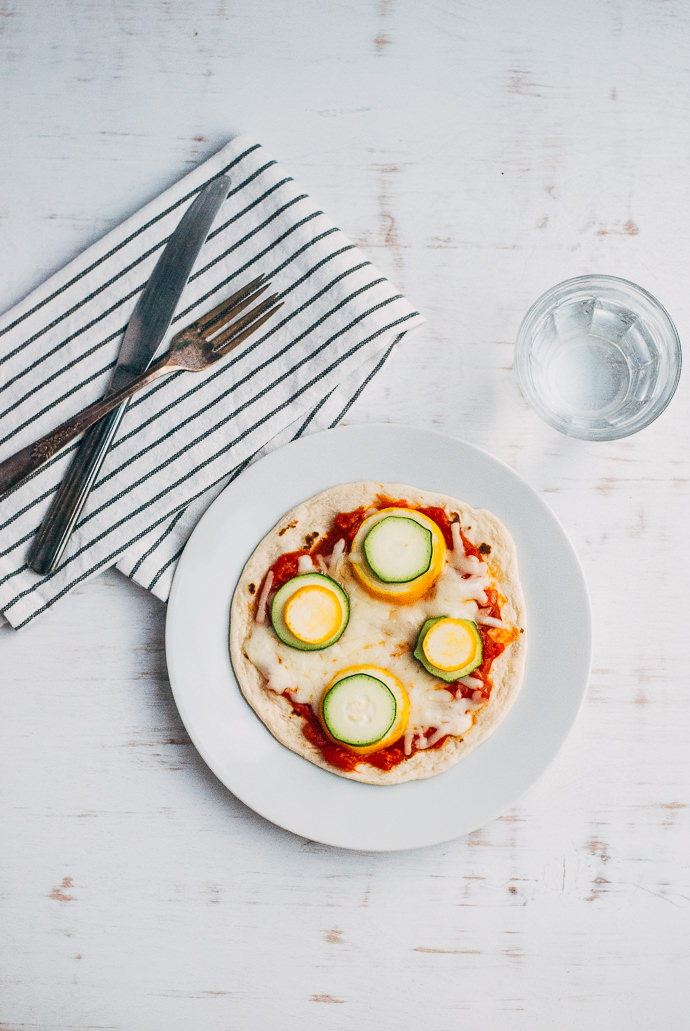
[1, 0, 689, 1027]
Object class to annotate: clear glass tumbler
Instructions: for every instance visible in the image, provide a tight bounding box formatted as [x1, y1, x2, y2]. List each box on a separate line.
[515, 275, 682, 440]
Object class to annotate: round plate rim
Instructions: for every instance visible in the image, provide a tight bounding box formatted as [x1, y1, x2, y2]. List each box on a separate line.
[165, 423, 591, 851]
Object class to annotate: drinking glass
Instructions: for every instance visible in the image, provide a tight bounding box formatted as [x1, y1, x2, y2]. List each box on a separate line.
[515, 275, 681, 440]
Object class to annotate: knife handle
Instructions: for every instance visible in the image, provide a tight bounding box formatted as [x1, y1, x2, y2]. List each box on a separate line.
[21, 176, 231, 577]
[25, 404, 128, 574]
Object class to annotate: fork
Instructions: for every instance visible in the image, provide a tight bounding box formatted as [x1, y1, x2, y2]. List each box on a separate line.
[0, 275, 282, 497]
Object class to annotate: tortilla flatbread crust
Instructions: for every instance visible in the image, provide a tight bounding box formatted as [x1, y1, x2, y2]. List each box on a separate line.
[229, 482, 526, 784]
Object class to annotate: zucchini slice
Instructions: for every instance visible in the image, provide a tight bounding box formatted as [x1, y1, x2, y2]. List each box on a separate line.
[413, 617, 482, 681]
[363, 515, 433, 583]
[319, 665, 411, 754]
[271, 573, 349, 651]
[321, 673, 397, 747]
[350, 507, 446, 603]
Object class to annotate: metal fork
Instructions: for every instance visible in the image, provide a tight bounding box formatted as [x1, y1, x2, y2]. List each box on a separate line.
[0, 275, 282, 497]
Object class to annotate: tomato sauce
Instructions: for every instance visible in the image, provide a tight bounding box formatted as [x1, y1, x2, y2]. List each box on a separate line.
[262, 498, 459, 595]
[266, 550, 308, 593]
[285, 695, 447, 772]
[456, 523, 482, 561]
[482, 586, 503, 620]
[451, 623, 516, 699]
[257, 496, 515, 770]
[314, 505, 370, 554]
[256, 505, 371, 599]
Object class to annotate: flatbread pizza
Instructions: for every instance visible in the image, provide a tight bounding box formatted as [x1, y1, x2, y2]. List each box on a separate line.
[229, 482, 526, 785]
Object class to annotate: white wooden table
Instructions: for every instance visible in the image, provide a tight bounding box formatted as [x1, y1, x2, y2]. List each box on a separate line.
[2, 1, 689, 1027]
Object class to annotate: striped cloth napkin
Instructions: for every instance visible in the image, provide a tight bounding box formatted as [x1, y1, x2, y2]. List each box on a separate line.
[0, 137, 423, 629]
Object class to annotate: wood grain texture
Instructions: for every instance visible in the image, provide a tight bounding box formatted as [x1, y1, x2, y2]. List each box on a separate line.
[1, 0, 689, 1027]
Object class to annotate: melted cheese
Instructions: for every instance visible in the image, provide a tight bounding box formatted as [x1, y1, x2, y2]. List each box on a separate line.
[255, 571, 273, 624]
[449, 522, 490, 605]
[476, 610, 509, 629]
[327, 538, 346, 577]
[244, 546, 489, 746]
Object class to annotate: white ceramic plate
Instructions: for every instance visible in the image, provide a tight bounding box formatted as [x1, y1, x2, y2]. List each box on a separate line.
[166, 424, 591, 851]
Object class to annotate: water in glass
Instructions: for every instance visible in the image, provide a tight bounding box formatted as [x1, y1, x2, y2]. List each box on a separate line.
[533, 296, 662, 431]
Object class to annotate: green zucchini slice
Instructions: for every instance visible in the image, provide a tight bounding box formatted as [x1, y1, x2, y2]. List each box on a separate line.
[321, 673, 397, 747]
[362, 515, 433, 583]
[413, 617, 483, 681]
[271, 573, 349, 651]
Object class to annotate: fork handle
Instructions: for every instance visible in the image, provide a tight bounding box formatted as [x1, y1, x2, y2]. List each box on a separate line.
[0, 354, 174, 498]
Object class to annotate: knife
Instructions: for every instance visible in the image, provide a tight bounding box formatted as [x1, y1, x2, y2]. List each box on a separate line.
[26, 174, 230, 575]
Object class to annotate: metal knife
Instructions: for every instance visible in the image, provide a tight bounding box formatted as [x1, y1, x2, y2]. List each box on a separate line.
[26, 174, 230, 575]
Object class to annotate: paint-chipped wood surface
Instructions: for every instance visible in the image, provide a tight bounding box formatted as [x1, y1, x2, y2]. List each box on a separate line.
[1, 1, 689, 1028]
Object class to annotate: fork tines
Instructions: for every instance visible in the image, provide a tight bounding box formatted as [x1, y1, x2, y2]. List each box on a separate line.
[196, 274, 283, 355]
[197, 275, 268, 333]
[210, 292, 283, 354]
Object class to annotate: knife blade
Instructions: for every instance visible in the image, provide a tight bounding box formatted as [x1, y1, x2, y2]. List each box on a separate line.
[26, 174, 230, 575]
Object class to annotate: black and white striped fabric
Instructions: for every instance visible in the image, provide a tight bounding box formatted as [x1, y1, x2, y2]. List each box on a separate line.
[0, 137, 423, 628]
